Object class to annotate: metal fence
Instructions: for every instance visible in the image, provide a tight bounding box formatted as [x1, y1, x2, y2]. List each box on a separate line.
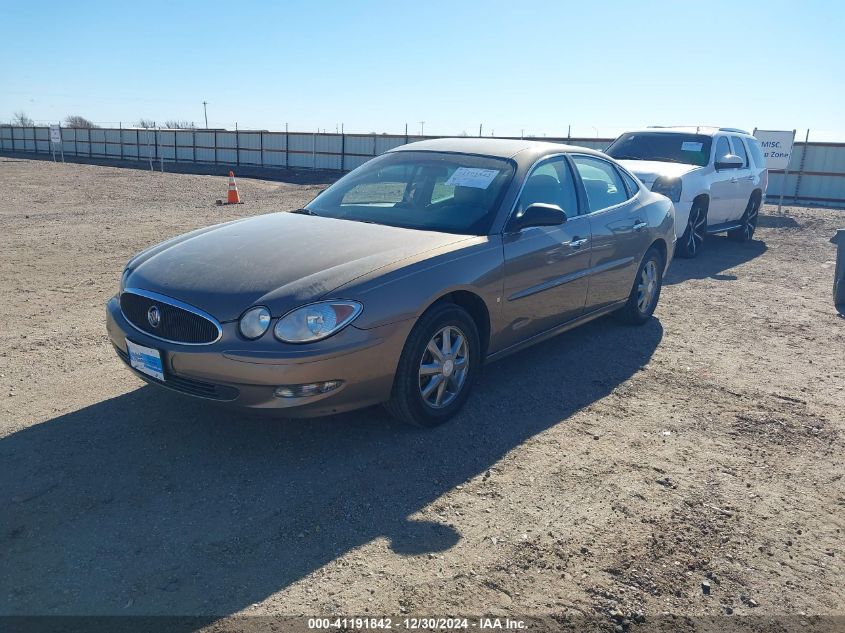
[1, 125, 843, 207]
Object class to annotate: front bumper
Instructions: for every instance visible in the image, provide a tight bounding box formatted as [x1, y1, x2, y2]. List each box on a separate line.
[106, 296, 412, 416]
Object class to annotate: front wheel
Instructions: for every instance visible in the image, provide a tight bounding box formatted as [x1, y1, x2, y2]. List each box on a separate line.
[675, 202, 707, 258]
[614, 247, 664, 325]
[385, 303, 481, 427]
[728, 194, 760, 242]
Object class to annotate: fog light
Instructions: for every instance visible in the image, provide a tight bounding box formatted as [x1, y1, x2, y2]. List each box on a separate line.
[274, 381, 343, 398]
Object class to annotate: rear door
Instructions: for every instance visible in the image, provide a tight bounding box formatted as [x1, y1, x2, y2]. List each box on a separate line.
[571, 154, 649, 310]
[500, 155, 590, 350]
[730, 136, 755, 219]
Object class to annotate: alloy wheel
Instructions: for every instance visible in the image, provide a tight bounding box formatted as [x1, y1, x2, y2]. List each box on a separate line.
[687, 207, 706, 254]
[637, 259, 659, 314]
[418, 325, 469, 409]
[745, 199, 759, 240]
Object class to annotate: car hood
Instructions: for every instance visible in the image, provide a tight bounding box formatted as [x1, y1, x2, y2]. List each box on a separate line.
[617, 160, 702, 187]
[124, 212, 472, 321]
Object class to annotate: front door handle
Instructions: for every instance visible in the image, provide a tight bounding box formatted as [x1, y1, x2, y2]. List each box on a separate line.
[633, 220, 648, 231]
[567, 237, 588, 248]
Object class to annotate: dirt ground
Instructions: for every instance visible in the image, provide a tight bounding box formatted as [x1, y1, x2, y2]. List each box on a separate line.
[1, 156, 843, 630]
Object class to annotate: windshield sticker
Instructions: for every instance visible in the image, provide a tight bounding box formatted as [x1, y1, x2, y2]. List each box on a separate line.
[681, 141, 703, 152]
[445, 167, 500, 189]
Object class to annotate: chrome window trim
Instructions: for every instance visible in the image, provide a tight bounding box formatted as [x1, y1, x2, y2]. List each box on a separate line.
[120, 287, 223, 346]
[503, 152, 583, 231]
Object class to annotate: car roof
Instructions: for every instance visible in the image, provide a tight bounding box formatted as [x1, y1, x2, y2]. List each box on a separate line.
[622, 126, 754, 138]
[389, 137, 605, 164]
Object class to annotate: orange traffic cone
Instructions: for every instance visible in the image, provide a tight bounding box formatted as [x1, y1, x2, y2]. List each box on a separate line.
[226, 171, 242, 204]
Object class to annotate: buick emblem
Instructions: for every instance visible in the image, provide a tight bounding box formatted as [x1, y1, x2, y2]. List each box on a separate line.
[147, 305, 161, 328]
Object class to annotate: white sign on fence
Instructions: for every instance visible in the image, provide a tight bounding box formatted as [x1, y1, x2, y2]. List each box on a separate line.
[49, 125, 61, 144]
[753, 130, 795, 170]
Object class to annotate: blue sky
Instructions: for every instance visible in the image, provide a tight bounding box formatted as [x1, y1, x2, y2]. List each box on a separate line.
[2, 0, 843, 139]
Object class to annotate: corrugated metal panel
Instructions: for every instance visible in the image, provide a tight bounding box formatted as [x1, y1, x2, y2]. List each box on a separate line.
[175, 131, 194, 147]
[76, 129, 91, 142]
[123, 145, 139, 158]
[238, 133, 261, 150]
[157, 130, 175, 146]
[90, 129, 106, 143]
[35, 128, 48, 140]
[344, 135, 374, 155]
[315, 135, 342, 153]
[106, 143, 121, 156]
[76, 142, 90, 155]
[216, 132, 236, 148]
[38, 141, 52, 152]
[90, 143, 106, 156]
[288, 134, 315, 152]
[194, 132, 214, 147]
[288, 152, 315, 168]
[263, 151, 286, 166]
[12, 127, 25, 140]
[315, 153, 342, 170]
[238, 149, 261, 165]
[216, 148, 237, 163]
[104, 129, 121, 143]
[375, 136, 406, 154]
[263, 133, 286, 150]
[158, 145, 175, 160]
[121, 129, 136, 143]
[195, 147, 215, 162]
[176, 147, 194, 161]
[344, 155, 373, 170]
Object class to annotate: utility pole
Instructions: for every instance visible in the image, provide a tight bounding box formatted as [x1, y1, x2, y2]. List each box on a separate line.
[202, 101, 208, 129]
[418, 121, 425, 136]
[479, 124, 483, 137]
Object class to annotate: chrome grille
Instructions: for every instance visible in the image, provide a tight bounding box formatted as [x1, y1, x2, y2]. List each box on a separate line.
[119, 289, 221, 344]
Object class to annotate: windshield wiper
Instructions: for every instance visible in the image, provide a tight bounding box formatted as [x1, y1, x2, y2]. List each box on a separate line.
[290, 207, 319, 216]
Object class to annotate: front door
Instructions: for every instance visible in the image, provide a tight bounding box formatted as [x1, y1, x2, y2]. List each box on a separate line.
[708, 135, 739, 224]
[729, 136, 755, 221]
[499, 156, 590, 351]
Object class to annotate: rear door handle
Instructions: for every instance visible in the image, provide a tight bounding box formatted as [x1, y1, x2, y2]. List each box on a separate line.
[567, 237, 588, 248]
[633, 220, 648, 231]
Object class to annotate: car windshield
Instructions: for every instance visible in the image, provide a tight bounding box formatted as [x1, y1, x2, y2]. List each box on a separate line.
[304, 151, 515, 235]
[606, 132, 713, 167]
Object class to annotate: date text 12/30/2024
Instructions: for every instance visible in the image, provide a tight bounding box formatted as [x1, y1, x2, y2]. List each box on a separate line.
[308, 617, 527, 630]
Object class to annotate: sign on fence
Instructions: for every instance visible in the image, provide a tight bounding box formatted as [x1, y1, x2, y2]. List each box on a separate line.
[753, 130, 795, 170]
[49, 125, 61, 145]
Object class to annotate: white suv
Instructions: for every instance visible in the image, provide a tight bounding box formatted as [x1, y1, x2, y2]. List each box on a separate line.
[606, 127, 768, 258]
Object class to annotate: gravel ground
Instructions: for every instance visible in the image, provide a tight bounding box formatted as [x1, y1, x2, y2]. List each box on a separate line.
[1, 156, 843, 630]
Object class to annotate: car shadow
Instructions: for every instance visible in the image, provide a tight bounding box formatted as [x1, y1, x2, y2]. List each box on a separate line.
[757, 213, 801, 229]
[665, 236, 768, 285]
[1, 316, 662, 627]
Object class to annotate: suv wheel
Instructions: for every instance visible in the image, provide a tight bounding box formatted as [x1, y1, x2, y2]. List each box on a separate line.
[675, 202, 707, 258]
[728, 194, 760, 242]
[614, 247, 664, 325]
[385, 303, 481, 427]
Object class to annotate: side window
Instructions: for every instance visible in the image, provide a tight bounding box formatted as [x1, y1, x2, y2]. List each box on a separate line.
[517, 156, 579, 217]
[714, 137, 731, 163]
[746, 138, 766, 168]
[731, 136, 749, 167]
[572, 155, 628, 212]
[620, 170, 640, 197]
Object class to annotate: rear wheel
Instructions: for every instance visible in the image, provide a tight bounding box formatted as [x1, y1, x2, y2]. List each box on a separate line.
[614, 247, 664, 325]
[385, 303, 481, 428]
[728, 194, 760, 242]
[675, 202, 707, 258]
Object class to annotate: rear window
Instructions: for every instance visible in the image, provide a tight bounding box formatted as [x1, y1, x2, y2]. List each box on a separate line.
[607, 132, 712, 167]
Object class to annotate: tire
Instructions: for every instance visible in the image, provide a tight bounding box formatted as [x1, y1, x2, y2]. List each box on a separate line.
[675, 201, 707, 258]
[614, 247, 664, 325]
[728, 194, 761, 242]
[385, 302, 481, 428]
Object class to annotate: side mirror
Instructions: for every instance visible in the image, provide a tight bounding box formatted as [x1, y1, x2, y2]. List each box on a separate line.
[715, 154, 743, 170]
[508, 203, 567, 232]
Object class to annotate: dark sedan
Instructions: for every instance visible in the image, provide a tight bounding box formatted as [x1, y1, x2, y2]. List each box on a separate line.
[107, 138, 675, 426]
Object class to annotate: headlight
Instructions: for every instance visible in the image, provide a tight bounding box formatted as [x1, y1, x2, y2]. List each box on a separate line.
[274, 300, 363, 343]
[651, 176, 682, 202]
[239, 306, 271, 339]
